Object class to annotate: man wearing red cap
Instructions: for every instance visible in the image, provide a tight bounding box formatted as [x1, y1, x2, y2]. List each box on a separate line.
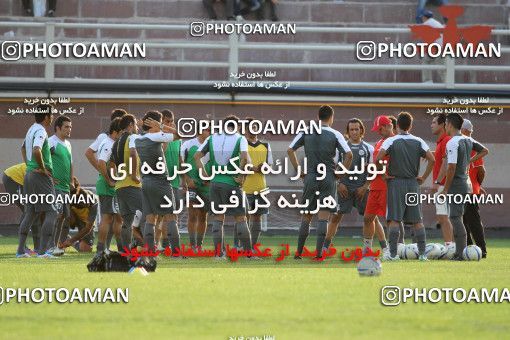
[361, 115, 394, 259]
[376, 112, 435, 261]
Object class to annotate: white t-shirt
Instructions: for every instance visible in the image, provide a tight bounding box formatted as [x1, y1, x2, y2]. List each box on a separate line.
[24, 123, 47, 162]
[97, 136, 115, 163]
[89, 133, 108, 160]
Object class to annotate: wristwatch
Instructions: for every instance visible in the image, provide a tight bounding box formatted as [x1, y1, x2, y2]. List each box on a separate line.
[159, 123, 164, 130]
[434, 181, 441, 185]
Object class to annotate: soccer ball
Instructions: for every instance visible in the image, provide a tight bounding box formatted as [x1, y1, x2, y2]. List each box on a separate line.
[357, 257, 382, 276]
[403, 244, 419, 260]
[462, 245, 482, 261]
[425, 243, 442, 259]
[436, 244, 446, 258]
[397, 243, 406, 258]
[439, 243, 456, 260]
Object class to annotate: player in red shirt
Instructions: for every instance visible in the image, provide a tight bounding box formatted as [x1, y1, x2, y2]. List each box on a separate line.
[461, 119, 488, 258]
[362, 115, 395, 259]
[430, 113, 454, 247]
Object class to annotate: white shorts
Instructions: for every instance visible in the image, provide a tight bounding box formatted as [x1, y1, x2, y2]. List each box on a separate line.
[434, 186, 448, 216]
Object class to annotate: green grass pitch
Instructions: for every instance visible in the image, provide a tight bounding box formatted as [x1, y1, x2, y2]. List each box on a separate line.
[0, 235, 509, 339]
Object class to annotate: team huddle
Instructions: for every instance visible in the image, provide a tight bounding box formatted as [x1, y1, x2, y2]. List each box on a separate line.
[3, 104, 489, 261]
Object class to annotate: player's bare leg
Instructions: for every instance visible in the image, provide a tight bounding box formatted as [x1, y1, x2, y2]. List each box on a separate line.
[155, 216, 163, 249]
[112, 214, 123, 251]
[132, 227, 144, 246]
[60, 221, 93, 248]
[438, 214, 453, 245]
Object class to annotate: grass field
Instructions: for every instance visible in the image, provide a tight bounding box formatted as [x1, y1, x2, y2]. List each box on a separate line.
[0, 235, 509, 339]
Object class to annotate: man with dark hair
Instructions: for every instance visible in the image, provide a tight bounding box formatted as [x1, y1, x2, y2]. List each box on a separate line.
[442, 113, 488, 260]
[363, 115, 395, 259]
[430, 113, 454, 249]
[325, 119, 379, 254]
[46, 115, 73, 256]
[111, 109, 128, 121]
[182, 124, 211, 251]
[194, 114, 251, 258]
[85, 108, 127, 250]
[461, 119, 488, 258]
[60, 178, 98, 253]
[17, 104, 57, 258]
[110, 114, 143, 250]
[388, 116, 397, 133]
[377, 112, 435, 261]
[158, 109, 183, 251]
[85, 108, 127, 173]
[242, 117, 273, 250]
[317, 105, 334, 120]
[94, 118, 123, 255]
[3, 162, 39, 254]
[288, 105, 353, 260]
[388, 115, 409, 244]
[135, 111, 180, 255]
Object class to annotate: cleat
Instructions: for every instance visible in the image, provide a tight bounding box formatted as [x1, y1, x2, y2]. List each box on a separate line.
[214, 255, 227, 261]
[24, 247, 37, 256]
[419, 255, 429, 261]
[387, 255, 400, 261]
[381, 252, 392, 261]
[294, 255, 302, 260]
[47, 246, 64, 256]
[381, 248, 391, 261]
[53, 247, 65, 256]
[451, 255, 464, 261]
[37, 252, 57, 259]
[16, 253, 31, 258]
[247, 256, 261, 261]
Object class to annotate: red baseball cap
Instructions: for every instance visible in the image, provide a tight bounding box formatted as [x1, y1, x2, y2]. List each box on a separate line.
[371, 115, 392, 131]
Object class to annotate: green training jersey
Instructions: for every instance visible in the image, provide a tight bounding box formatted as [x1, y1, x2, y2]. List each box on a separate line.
[24, 123, 53, 173]
[165, 139, 181, 189]
[49, 135, 72, 192]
